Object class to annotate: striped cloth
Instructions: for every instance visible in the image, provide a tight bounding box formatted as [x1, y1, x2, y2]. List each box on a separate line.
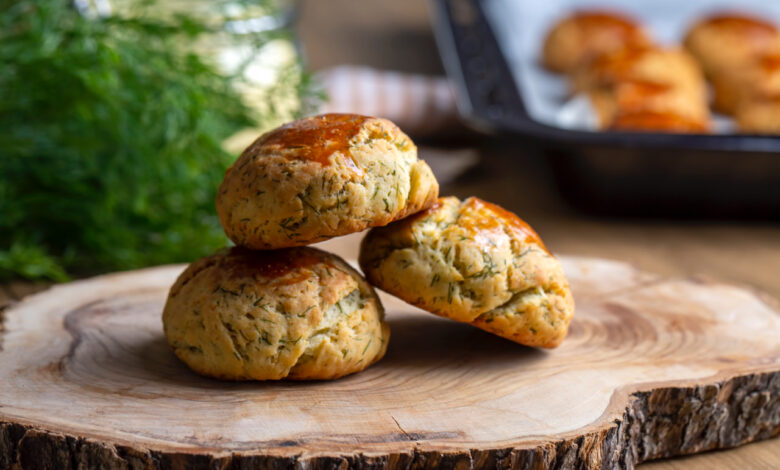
[317, 66, 461, 138]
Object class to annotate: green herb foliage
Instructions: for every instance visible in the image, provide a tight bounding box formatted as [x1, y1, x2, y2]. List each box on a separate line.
[0, 0, 306, 281]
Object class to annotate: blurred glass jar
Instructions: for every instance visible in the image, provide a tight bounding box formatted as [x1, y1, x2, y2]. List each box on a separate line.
[74, 0, 311, 139]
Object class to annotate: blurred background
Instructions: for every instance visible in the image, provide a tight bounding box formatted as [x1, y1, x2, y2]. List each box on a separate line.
[0, 0, 778, 466]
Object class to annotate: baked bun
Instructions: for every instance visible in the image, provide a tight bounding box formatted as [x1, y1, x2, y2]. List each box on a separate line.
[684, 14, 780, 78]
[216, 113, 439, 250]
[736, 96, 780, 134]
[542, 11, 650, 73]
[609, 109, 710, 133]
[712, 54, 780, 115]
[359, 196, 574, 348]
[589, 80, 710, 131]
[572, 46, 705, 96]
[163, 246, 389, 380]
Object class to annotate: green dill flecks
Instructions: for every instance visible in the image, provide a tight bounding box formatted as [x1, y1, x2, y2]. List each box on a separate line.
[299, 186, 320, 215]
[325, 267, 333, 277]
[256, 329, 272, 345]
[442, 247, 452, 263]
[278, 216, 306, 239]
[298, 305, 315, 318]
[279, 336, 301, 345]
[336, 301, 344, 314]
[383, 198, 390, 212]
[372, 186, 380, 199]
[469, 253, 498, 279]
[342, 349, 348, 358]
[447, 282, 455, 303]
[213, 285, 240, 296]
[362, 339, 372, 356]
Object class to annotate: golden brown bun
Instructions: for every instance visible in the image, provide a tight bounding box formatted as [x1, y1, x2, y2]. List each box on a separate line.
[684, 13, 780, 78]
[216, 114, 439, 250]
[589, 80, 711, 131]
[543, 11, 650, 73]
[712, 54, 780, 115]
[359, 196, 574, 348]
[572, 46, 709, 129]
[163, 247, 389, 381]
[736, 96, 780, 134]
[572, 46, 705, 96]
[609, 109, 710, 133]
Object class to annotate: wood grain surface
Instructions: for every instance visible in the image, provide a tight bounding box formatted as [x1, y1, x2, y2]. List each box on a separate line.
[1, 255, 778, 469]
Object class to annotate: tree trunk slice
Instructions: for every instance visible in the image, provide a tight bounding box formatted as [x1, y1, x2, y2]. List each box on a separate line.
[1, 257, 778, 470]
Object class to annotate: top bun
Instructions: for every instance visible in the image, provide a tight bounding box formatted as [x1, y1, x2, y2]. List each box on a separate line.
[543, 11, 650, 73]
[216, 114, 439, 249]
[684, 13, 780, 78]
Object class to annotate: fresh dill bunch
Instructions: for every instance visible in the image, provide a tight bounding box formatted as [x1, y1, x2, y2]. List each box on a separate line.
[0, 0, 313, 281]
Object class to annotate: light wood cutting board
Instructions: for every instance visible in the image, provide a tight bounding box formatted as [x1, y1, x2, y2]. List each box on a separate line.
[0, 256, 778, 469]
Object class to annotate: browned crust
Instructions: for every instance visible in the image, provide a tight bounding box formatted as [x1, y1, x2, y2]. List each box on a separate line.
[215, 114, 439, 250]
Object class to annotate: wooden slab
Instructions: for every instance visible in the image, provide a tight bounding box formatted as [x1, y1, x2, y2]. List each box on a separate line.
[0, 257, 778, 469]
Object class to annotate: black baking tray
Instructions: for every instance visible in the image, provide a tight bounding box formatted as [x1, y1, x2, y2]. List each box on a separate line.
[429, 0, 780, 217]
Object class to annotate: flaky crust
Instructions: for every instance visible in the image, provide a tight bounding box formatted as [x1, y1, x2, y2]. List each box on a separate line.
[359, 197, 574, 348]
[162, 247, 389, 381]
[684, 14, 780, 78]
[216, 114, 439, 250]
[542, 11, 650, 73]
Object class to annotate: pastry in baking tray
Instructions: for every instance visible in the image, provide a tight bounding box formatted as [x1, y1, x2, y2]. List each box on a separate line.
[216, 113, 439, 250]
[684, 13, 780, 78]
[711, 54, 780, 115]
[735, 96, 780, 134]
[163, 246, 389, 380]
[589, 80, 710, 131]
[572, 46, 706, 97]
[359, 196, 574, 348]
[543, 10, 651, 73]
[609, 109, 710, 133]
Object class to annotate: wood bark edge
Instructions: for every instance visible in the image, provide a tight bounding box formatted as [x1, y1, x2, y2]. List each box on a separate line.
[2, 370, 778, 470]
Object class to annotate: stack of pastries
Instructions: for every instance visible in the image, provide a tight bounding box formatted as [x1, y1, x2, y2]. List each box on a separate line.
[543, 10, 780, 134]
[162, 114, 575, 381]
